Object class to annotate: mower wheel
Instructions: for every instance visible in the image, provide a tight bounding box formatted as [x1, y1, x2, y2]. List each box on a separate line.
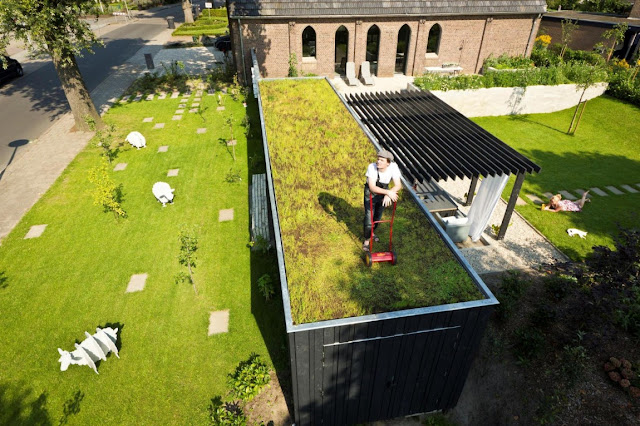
[391, 251, 398, 265]
[364, 252, 372, 267]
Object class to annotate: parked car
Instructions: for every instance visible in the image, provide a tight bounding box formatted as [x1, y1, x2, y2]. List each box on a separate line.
[1, 56, 23, 84]
[214, 35, 230, 50]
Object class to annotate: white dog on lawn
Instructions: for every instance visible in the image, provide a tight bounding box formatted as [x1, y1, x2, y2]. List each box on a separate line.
[567, 228, 588, 239]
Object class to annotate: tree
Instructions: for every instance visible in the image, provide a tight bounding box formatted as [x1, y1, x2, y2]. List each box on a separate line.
[560, 19, 579, 60]
[177, 226, 198, 295]
[0, 1, 105, 131]
[567, 65, 608, 134]
[602, 22, 629, 63]
[182, 0, 194, 24]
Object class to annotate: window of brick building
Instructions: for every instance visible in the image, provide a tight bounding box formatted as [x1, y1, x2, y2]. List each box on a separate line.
[395, 24, 411, 74]
[427, 24, 441, 58]
[335, 26, 349, 75]
[302, 26, 316, 58]
[366, 25, 381, 75]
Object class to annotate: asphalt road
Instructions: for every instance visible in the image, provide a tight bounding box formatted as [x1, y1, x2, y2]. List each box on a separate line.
[0, 4, 185, 177]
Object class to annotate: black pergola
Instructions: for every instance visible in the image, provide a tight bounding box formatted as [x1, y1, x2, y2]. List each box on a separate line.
[345, 90, 541, 240]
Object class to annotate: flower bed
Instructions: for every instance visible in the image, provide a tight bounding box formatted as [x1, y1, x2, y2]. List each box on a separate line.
[259, 79, 481, 325]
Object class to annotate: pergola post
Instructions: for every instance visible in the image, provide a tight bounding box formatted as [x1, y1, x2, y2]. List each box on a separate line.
[465, 175, 479, 206]
[497, 172, 524, 240]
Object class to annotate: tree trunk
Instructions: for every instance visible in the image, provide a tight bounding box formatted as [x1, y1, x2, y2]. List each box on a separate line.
[187, 263, 197, 295]
[182, 0, 194, 24]
[568, 88, 586, 134]
[50, 49, 104, 131]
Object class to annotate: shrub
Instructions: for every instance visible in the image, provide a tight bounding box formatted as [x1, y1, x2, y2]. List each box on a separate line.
[88, 159, 126, 219]
[227, 354, 271, 401]
[257, 274, 275, 301]
[544, 274, 577, 300]
[483, 54, 534, 71]
[513, 326, 545, 363]
[288, 53, 298, 77]
[494, 271, 529, 321]
[208, 397, 246, 426]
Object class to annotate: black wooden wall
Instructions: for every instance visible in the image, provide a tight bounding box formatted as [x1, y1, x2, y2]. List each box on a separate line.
[289, 305, 492, 425]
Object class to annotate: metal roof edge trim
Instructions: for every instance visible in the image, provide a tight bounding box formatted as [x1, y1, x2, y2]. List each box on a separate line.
[230, 10, 545, 20]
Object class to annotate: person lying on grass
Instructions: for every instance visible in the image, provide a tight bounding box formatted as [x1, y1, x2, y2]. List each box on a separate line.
[543, 191, 590, 212]
[363, 149, 402, 252]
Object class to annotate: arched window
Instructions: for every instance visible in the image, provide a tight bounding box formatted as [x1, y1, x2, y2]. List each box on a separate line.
[335, 26, 349, 74]
[302, 26, 316, 58]
[395, 24, 411, 74]
[427, 24, 441, 56]
[366, 25, 381, 75]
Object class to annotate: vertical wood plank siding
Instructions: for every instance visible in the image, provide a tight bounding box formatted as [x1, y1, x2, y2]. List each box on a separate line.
[289, 304, 493, 425]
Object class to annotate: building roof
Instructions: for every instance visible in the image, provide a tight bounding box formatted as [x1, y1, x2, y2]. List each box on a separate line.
[228, 0, 548, 18]
[345, 90, 540, 183]
[542, 10, 640, 30]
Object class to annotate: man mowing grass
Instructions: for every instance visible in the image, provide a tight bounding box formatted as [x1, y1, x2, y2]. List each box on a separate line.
[363, 149, 402, 251]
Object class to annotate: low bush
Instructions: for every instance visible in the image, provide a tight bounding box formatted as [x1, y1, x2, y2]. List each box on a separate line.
[208, 397, 246, 426]
[483, 54, 534, 71]
[494, 271, 530, 321]
[227, 354, 271, 401]
[607, 65, 640, 107]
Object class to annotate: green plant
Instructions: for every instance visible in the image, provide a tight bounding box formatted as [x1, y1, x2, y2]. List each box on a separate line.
[88, 158, 126, 219]
[602, 23, 629, 63]
[257, 273, 275, 301]
[483, 54, 534, 71]
[530, 305, 556, 329]
[560, 19, 579, 59]
[490, 222, 512, 236]
[544, 273, 577, 300]
[94, 124, 122, 163]
[226, 114, 236, 161]
[227, 353, 271, 401]
[178, 226, 199, 295]
[225, 168, 242, 183]
[512, 326, 545, 364]
[494, 271, 529, 321]
[561, 343, 589, 386]
[288, 52, 298, 77]
[208, 396, 246, 426]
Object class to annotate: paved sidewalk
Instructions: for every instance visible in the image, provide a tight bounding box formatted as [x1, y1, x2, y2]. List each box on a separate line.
[0, 26, 175, 243]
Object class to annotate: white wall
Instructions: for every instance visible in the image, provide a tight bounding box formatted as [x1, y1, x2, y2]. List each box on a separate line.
[412, 83, 608, 117]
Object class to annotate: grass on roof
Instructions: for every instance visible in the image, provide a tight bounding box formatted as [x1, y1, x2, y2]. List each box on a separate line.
[259, 79, 482, 325]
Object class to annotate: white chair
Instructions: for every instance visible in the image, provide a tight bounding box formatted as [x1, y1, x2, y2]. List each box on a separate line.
[125, 131, 146, 149]
[152, 182, 175, 207]
[345, 62, 358, 86]
[360, 61, 374, 86]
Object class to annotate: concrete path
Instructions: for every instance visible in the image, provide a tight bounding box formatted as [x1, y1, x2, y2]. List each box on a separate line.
[0, 25, 175, 243]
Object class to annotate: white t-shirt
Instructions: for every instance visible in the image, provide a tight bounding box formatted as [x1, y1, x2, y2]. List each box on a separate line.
[365, 162, 401, 185]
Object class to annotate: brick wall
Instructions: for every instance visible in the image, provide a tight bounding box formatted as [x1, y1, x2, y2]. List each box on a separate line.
[234, 14, 538, 80]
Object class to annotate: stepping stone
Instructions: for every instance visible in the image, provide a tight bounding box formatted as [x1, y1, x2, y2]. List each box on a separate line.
[207, 89, 215, 95]
[178, 103, 186, 108]
[221, 88, 228, 94]
[226, 140, 237, 146]
[171, 92, 179, 99]
[108, 97, 117, 103]
[208, 310, 229, 335]
[167, 169, 179, 177]
[146, 94, 154, 101]
[636, 183, 640, 189]
[113, 163, 127, 171]
[24, 224, 47, 239]
[219, 208, 234, 222]
[181, 98, 189, 103]
[621, 184, 638, 194]
[133, 95, 142, 102]
[175, 109, 185, 114]
[189, 108, 198, 113]
[153, 123, 165, 129]
[196, 90, 204, 96]
[525, 194, 544, 205]
[194, 97, 201, 102]
[142, 117, 153, 123]
[191, 102, 200, 107]
[590, 187, 608, 196]
[574, 189, 587, 196]
[217, 106, 225, 111]
[606, 185, 624, 195]
[126, 273, 147, 293]
[172, 115, 182, 121]
[543, 192, 554, 199]
[158, 92, 167, 100]
[197, 128, 207, 134]
[558, 190, 577, 200]
[158, 145, 168, 152]
[516, 197, 527, 206]
[119, 95, 130, 103]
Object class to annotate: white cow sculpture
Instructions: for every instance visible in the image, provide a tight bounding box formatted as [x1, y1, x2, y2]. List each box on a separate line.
[57, 327, 120, 374]
[125, 131, 146, 149]
[152, 182, 175, 207]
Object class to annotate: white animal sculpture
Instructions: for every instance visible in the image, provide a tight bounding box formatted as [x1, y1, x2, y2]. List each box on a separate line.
[125, 131, 146, 149]
[58, 327, 120, 374]
[152, 182, 175, 207]
[567, 228, 588, 239]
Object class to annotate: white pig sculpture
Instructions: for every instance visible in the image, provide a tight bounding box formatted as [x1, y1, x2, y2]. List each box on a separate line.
[57, 327, 120, 374]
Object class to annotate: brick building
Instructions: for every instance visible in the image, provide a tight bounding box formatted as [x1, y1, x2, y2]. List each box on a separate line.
[226, 0, 547, 83]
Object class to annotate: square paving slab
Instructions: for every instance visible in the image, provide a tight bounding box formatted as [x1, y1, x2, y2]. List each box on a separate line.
[606, 186, 624, 195]
[590, 187, 608, 196]
[119, 95, 130, 103]
[146, 94, 154, 101]
[516, 197, 527, 206]
[167, 169, 179, 177]
[142, 117, 153, 123]
[178, 103, 186, 108]
[574, 189, 587, 196]
[133, 95, 142, 102]
[621, 184, 638, 194]
[197, 128, 207, 134]
[113, 163, 127, 171]
[126, 273, 147, 293]
[194, 97, 201, 102]
[175, 109, 185, 114]
[219, 208, 234, 222]
[24, 224, 47, 239]
[196, 91, 203, 96]
[154, 123, 165, 129]
[171, 92, 179, 98]
[172, 115, 182, 121]
[208, 310, 230, 335]
[158, 92, 167, 100]
[526, 194, 543, 204]
[158, 145, 168, 152]
[189, 108, 198, 113]
[217, 106, 225, 111]
[558, 190, 577, 200]
[543, 192, 554, 199]
[191, 102, 200, 107]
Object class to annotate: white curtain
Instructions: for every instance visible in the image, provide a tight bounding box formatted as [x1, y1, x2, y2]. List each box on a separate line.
[466, 174, 510, 242]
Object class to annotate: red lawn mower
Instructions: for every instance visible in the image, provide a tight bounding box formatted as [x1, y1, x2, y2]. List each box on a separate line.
[364, 193, 398, 267]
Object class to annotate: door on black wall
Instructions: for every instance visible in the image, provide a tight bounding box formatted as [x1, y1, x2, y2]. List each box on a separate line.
[335, 26, 349, 75]
[395, 24, 411, 74]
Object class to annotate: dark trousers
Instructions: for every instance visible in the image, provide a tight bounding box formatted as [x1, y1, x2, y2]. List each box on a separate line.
[363, 193, 385, 240]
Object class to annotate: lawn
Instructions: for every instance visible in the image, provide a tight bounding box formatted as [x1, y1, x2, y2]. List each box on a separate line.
[260, 79, 482, 325]
[172, 9, 229, 37]
[0, 87, 285, 423]
[473, 95, 640, 260]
